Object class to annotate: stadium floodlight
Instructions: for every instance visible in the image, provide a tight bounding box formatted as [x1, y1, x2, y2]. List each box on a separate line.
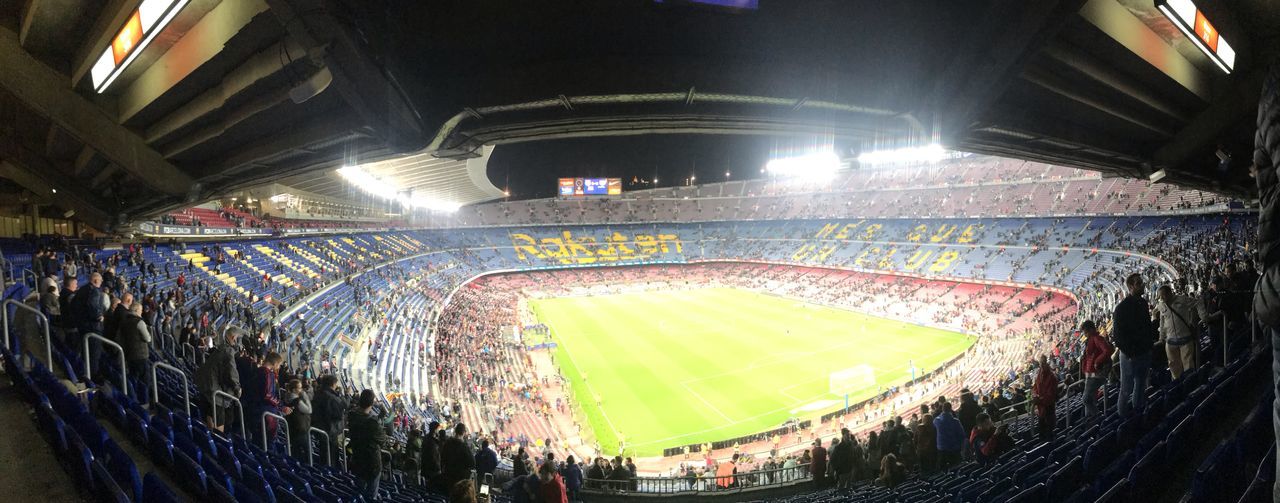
[1156, 0, 1235, 73]
[90, 0, 191, 93]
[856, 144, 947, 165]
[337, 166, 459, 212]
[766, 151, 842, 181]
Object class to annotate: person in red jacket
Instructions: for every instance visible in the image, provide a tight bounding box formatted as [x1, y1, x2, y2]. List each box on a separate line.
[1080, 320, 1115, 418]
[538, 461, 568, 503]
[808, 439, 828, 488]
[1032, 355, 1059, 440]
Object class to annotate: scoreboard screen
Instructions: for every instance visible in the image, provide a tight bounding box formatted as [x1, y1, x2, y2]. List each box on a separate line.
[558, 178, 622, 197]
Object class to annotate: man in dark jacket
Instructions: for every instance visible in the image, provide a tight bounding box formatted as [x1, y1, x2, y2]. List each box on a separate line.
[1252, 57, 1280, 501]
[105, 293, 133, 344]
[419, 421, 442, 486]
[195, 326, 244, 433]
[311, 374, 349, 467]
[118, 303, 151, 391]
[957, 390, 980, 440]
[808, 439, 827, 488]
[440, 423, 475, 491]
[474, 438, 499, 480]
[347, 389, 385, 501]
[72, 272, 107, 379]
[1112, 273, 1157, 416]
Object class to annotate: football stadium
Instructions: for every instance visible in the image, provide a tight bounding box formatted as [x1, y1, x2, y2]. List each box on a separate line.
[0, 1, 1277, 503]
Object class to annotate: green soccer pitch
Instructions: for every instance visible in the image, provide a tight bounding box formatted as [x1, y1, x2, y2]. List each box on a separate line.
[530, 287, 975, 457]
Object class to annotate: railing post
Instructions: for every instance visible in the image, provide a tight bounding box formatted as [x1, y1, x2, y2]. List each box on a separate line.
[83, 333, 127, 396]
[2, 299, 52, 366]
[182, 343, 196, 364]
[212, 390, 246, 439]
[308, 427, 331, 466]
[261, 411, 290, 453]
[1222, 316, 1229, 368]
[150, 362, 190, 416]
[21, 268, 36, 289]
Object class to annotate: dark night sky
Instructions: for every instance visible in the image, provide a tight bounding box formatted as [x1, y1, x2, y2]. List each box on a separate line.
[486, 134, 842, 200]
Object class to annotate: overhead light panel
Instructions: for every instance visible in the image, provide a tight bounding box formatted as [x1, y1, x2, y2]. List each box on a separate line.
[856, 144, 948, 165]
[1156, 0, 1235, 73]
[766, 151, 842, 181]
[337, 166, 460, 213]
[90, 0, 190, 93]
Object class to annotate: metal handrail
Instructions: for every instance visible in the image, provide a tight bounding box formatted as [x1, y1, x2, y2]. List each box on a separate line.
[21, 268, 36, 289]
[262, 411, 290, 453]
[182, 343, 196, 363]
[2, 299, 52, 366]
[309, 427, 331, 466]
[213, 390, 247, 439]
[150, 362, 190, 416]
[84, 333, 128, 396]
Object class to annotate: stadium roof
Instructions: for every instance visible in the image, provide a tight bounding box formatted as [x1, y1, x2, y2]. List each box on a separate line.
[277, 146, 506, 207]
[0, 0, 1275, 230]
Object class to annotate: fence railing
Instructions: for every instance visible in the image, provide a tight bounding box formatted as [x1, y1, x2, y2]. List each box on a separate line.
[308, 427, 331, 466]
[83, 333, 127, 396]
[262, 411, 290, 453]
[213, 390, 246, 439]
[150, 362, 190, 416]
[580, 462, 811, 495]
[2, 298, 52, 366]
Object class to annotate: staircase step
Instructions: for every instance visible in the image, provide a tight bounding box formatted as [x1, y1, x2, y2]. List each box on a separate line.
[0, 375, 81, 502]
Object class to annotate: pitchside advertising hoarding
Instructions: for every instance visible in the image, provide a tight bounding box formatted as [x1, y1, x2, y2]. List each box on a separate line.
[558, 178, 623, 197]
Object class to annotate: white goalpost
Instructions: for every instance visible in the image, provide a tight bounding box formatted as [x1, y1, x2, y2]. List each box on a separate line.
[829, 364, 877, 396]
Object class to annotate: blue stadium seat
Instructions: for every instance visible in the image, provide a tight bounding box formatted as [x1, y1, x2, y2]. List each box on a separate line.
[146, 427, 174, 467]
[1095, 479, 1129, 502]
[1005, 482, 1046, 503]
[141, 472, 180, 503]
[102, 439, 142, 500]
[1127, 441, 1165, 495]
[232, 480, 270, 503]
[1047, 455, 1083, 501]
[173, 451, 207, 496]
[200, 453, 233, 494]
[125, 410, 149, 447]
[64, 430, 96, 490]
[91, 459, 130, 503]
[206, 478, 236, 503]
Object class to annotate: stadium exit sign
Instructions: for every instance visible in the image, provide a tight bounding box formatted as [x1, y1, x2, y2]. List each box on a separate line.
[1156, 0, 1236, 73]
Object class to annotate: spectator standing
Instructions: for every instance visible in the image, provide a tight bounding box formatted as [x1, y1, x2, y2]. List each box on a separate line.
[1112, 273, 1158, 415]
[347, 389, 386, 501]
[808, 439, 827, 488]
[244, 352, 287, 447]
[561, 455, 583, 501]
[118, 303, 151, 391]
[1154, 285, 1201, 379]
[915, 412, 937, 474]
[933, 402, 965, 470]
[1032, 355, 1059, 440]
[283, 379, 312, 460]
[475, 438, 499, 481]
[877, 453, 906, 488]
[194, 327, 244, 433]
[419, 421, 442, 486]
[440, 423, 476, 491]
[539, 461, 569, 503]
[311, 374, 349, 466]
[1080, 320, 1114, 418]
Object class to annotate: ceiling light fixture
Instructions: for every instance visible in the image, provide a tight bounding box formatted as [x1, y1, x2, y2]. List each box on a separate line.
[1155, 0, 1235, 73]
[90, 0, 190, 93]
[337, 166, 459, 212]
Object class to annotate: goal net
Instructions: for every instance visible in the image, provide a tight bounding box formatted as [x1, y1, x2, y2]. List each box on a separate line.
[829, 364, 876, 396]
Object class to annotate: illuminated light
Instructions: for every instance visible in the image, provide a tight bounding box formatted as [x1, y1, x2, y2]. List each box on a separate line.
[91, 0, 190, 93]
[1156, 0, 1234, 73]
[766, 151, 842, 181]
[856, 144, 947, 165]
[111, 12, 143, 65]
[337, 166, 459, 212]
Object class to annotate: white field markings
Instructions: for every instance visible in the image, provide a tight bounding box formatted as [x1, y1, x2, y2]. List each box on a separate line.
[629, 339, 972, 449]
[545, 320, 625, 445]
